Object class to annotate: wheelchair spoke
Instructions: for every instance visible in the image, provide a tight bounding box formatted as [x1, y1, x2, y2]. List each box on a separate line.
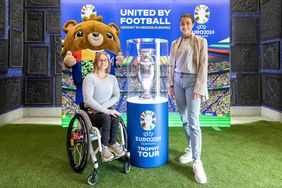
[71, 135, 86, 166]
[74, 145, 82, 166]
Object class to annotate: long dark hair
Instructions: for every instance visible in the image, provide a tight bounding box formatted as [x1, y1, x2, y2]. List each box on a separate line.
[180, 13, 195, 24]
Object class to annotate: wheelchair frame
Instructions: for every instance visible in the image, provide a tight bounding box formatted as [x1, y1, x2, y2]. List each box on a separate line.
[66, 110, 131, 185]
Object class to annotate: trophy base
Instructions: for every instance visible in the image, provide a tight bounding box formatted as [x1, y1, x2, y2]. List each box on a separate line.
[139, 93, 152, 100]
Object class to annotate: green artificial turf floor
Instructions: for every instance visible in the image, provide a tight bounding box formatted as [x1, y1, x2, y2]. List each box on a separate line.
[0, 120, 281, 187]
[63, 113, 231, 128]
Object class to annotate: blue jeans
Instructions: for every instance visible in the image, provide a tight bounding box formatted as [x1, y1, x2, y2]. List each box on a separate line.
[174, 72, 202, 160]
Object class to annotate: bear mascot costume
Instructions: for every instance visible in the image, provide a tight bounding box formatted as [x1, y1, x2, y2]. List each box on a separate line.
[61, 14, 123, 105]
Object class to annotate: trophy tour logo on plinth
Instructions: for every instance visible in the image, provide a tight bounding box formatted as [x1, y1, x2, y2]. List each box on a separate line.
[135, 110, 160, 158]
[140, 110, 156, 131]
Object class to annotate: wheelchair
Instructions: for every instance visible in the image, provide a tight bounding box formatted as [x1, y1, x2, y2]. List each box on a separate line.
[66, 106, 131, 186]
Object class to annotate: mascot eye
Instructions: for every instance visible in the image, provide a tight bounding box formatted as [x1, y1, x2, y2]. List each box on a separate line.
[74, 31, 83, 38]
[106, 33, 114, 40]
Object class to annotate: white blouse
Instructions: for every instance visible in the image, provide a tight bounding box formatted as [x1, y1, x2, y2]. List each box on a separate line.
[175, 38, 197, 74]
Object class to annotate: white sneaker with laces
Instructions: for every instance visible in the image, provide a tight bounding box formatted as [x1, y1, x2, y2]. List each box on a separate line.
[101, 145, 114, 162]
[193, 160, 207, 184]
[109, 142, 125, 157]
[179, 147, 193, 164]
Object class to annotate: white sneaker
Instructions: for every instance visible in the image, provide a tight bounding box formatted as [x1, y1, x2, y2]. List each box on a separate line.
[101, 145, 114, 162]
[193, 160, 207, 184]
[109, 142, 125, 157]
[179, 147, 193, 164]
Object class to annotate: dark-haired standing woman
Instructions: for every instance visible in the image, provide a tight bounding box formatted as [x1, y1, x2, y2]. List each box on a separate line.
[168, 13, 208, 184]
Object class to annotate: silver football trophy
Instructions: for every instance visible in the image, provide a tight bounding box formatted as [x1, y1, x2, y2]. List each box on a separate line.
[137, 48, 155, 99]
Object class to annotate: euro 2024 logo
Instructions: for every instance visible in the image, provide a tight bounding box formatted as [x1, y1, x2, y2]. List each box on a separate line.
[140, 110, 156, 131]
[194, 5, 210, 24]
[193, 5, 215, 36]
[81, 4, 97, 20]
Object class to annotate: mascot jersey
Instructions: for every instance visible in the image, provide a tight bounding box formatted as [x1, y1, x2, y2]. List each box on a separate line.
[71, 49, 119, 105]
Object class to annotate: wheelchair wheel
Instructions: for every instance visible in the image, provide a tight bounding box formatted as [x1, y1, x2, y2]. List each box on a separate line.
[87, 168, 99, 186]
[117, 118, 131, 173]
[66, 113, 89, 173]
[123, 161, 131, 174]
[117, 118, 128, 150]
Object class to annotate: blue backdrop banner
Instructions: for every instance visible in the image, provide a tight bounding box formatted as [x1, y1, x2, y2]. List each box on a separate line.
[61, 0, 231, 127]
[61, 0, 229, 52]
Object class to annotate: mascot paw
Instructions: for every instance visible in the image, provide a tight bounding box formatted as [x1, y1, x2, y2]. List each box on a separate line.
[116, 52, 124, 66]
[64, 51, 77, 67]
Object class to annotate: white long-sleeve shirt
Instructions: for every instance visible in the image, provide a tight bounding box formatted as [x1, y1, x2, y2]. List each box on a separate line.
[82, 73, 120, 114]
[175, 38, 196, 74]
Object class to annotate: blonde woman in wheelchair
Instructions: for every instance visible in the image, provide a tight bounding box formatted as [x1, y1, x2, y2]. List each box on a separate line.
[82, 51, 125, 162]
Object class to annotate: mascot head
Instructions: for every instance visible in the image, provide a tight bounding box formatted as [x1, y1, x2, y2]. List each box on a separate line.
[61, 14, 121, 56]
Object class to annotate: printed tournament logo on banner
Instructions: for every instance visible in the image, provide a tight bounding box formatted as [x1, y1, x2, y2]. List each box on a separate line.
[194, 5, 210, 24]
[81, 4, 97, 20]
[140, 110, 156, 131]
[193, 4, 215, 38]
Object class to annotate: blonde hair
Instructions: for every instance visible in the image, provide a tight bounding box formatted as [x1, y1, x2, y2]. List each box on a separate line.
[93, 51, 111, 73]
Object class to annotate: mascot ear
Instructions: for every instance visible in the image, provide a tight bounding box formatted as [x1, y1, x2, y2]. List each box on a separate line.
[108, 23, 120, 36]
[63, 20, 78, 33]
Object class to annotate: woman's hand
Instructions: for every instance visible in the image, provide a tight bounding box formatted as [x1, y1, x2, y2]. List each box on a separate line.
[108, 109, 121, 117]
[168, 86, 175, 99]
[167, 86, 175, 99]
[87, 108, 97, 114]
[192, 93, 201, 100]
